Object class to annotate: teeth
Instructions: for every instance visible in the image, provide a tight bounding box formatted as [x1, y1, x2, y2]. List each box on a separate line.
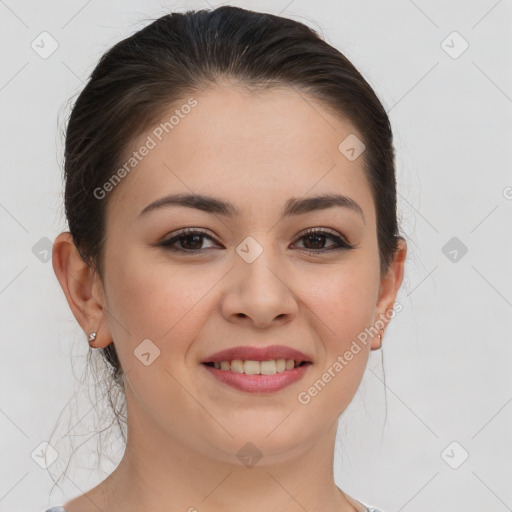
[275, 359, 286, 372]
[285, 359, 295, 370]
[231, 360, 243, 373]
[211, 359, 301, 375]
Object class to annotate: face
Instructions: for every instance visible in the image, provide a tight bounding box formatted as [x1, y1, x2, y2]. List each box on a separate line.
[89, 83, 401, 465]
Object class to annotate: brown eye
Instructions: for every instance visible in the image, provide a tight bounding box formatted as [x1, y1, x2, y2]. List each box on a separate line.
[294, 228, 354, 255]
[159, 227, 354, 255]
[160, 229, 219, 252]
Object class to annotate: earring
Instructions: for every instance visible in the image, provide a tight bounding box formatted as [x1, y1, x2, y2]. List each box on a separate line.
[377, 329, 384, 349]
[88, 332, 97, 346]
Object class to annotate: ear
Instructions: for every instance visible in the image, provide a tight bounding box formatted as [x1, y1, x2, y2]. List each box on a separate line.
[52, 232, 113, 349]
[371, 237, 407, 350]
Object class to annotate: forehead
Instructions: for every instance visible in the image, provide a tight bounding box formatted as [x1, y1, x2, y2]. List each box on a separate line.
[106, 83, 374, 223]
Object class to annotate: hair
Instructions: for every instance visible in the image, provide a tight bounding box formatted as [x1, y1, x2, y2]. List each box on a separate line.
[51, 5, 403, 491]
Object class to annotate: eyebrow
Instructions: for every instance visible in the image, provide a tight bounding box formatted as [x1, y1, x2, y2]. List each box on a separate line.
[137, 192, 365, 222]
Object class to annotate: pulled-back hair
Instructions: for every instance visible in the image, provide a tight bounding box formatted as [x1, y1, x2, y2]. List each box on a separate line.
[52, 6, 402, 490]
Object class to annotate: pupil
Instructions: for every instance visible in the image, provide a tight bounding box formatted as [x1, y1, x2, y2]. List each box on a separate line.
[182, 234, 202, 250]
[305, 234, 324, 249]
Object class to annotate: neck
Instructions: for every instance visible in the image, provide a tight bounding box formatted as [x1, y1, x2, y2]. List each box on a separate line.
[90, 398, 362, 512]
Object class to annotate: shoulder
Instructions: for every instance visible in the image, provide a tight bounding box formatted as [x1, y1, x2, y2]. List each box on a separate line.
[345, 492, 386, 512]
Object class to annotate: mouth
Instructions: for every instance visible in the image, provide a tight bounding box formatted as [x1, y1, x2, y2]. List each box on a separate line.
[200, 345, 313, 393]
[202, 359, 311, 374]
[201, 344, 313, 366]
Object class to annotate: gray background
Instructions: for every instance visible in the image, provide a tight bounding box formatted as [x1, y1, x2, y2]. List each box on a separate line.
[1, 1, 511, 511]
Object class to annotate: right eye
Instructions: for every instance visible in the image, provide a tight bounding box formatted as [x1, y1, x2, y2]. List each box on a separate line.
[159, 228, 221, 253]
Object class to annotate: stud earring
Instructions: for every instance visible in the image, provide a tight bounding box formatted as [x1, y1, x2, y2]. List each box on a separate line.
[88, 332, 97, 346]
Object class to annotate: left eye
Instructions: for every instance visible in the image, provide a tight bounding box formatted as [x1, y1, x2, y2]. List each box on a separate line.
[294, 229, 353, 253]
[159, 228, 354, 254]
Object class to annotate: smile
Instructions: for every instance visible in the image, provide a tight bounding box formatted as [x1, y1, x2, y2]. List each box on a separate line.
[203, 359, 306, 374]
[201, 360, 312, 392]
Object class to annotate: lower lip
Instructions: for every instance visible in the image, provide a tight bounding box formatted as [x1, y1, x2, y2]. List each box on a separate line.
[201, 363, 312, 393]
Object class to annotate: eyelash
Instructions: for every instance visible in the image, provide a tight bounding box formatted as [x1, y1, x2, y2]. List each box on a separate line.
[159, 227, 355, 255]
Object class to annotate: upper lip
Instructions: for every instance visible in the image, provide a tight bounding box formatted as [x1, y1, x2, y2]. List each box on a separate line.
[201, 345, 313, 364]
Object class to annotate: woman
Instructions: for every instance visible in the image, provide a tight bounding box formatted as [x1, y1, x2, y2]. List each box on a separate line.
[48, 6, 407, 512]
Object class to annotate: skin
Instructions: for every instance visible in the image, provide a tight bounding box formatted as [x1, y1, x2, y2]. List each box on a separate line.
[53, 82, 406, 512]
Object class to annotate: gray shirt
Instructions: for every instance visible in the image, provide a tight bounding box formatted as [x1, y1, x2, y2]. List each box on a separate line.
[45, 507, 385, 512]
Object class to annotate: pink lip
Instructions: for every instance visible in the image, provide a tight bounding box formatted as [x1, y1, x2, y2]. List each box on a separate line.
[201, 344, 312, 364]
[202, 362, 312, 393]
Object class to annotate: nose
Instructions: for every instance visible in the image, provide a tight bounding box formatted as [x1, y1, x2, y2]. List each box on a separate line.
[220, 241, 298, 329]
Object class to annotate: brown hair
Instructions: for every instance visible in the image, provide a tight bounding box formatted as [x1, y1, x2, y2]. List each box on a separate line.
[53, 5, 402, 488]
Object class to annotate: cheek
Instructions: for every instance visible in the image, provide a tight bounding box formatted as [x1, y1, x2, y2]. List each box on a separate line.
[306, 258, 379, 345]
[295, 267, 377, 421]
[104, 248, 218, 355]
